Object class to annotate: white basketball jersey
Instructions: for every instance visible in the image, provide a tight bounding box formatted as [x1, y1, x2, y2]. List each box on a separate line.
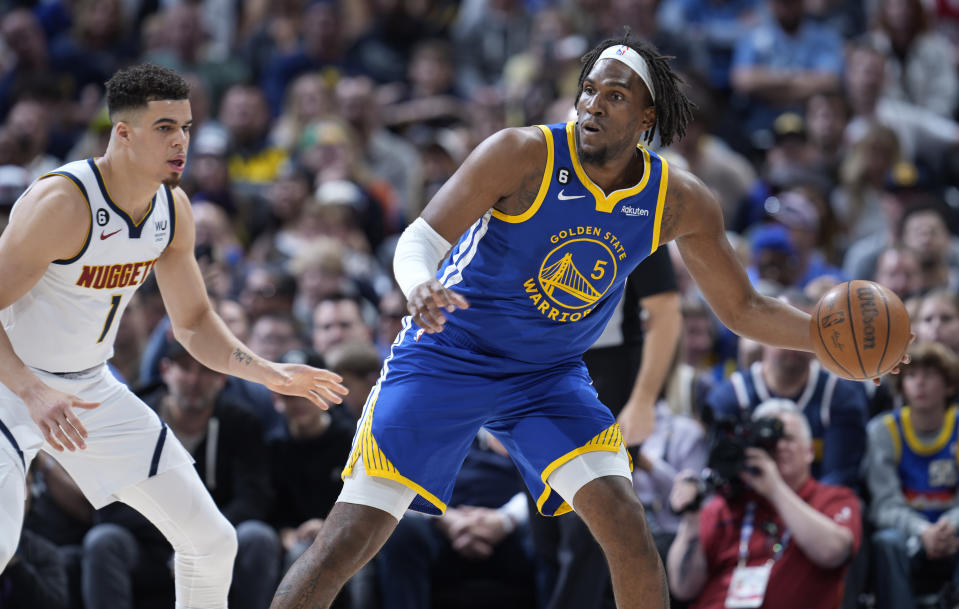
[1, 158, 175, 373]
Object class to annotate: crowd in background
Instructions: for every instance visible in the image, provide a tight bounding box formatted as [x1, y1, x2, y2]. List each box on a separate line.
[1, 0, 959, 607]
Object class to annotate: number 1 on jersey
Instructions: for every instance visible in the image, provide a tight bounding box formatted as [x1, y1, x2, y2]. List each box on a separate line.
[97, 295, 122, 343]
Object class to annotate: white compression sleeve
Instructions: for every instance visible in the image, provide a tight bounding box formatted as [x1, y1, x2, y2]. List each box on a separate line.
[393, 217, 453, 299]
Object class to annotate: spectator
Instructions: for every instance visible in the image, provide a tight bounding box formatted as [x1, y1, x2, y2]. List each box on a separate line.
[288, 238, 355, 330]
[325, 340, 381, 422]
[915, 290, 959, 356]
[873, 245, 922, 302]
[730, 0, 843, 143]
[335, 75, 423, 227]
[311, 293, 374, 357]
[706, 289, 868, 487]
[239, 264, 298, 322]
[217, 84, 288, 195]
[866, 0, 958, 118]
[271, 72, 335, 153]
[843, 40, 959, 170]
[247, 312, 305, 362]
[865, 342, 959, 609]
[267, 371, 355, 572]
[667, 399, 862, 609]
[900, 205, 959, 294]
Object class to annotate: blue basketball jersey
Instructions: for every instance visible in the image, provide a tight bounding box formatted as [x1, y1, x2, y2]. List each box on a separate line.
[883, 406, 959, 521]
[437, 121, 669, 365]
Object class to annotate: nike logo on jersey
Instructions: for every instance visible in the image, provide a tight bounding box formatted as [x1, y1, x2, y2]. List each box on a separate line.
[557, 190, 586, 201]
[100, 228, 122, 240]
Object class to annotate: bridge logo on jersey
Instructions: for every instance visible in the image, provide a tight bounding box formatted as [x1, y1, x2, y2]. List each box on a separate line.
[523, 226, 626, 323]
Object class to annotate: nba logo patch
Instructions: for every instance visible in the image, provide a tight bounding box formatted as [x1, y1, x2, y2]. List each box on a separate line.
[616, 46, 629, 55]
[415, 328, 425, 341]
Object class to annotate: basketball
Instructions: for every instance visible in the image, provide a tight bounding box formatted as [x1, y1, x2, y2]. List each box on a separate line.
[810, 280, 911, 381]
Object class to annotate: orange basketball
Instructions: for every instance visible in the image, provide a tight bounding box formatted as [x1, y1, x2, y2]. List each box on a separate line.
[810, 280, 911, 381]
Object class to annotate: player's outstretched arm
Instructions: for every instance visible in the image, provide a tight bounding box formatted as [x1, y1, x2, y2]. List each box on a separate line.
[153, 189, 347, 409]
[663, 169, 813, 352]
[397, 126, 547, 332]
[0, 178, 101, 451]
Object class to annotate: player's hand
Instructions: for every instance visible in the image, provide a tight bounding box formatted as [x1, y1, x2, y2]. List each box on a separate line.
[23, 384, 99, 452]
[407, 279, 469, 334]
[266, 363, 348, 410]
[617, 399, 655, 447]
[871, 332, 915, 386]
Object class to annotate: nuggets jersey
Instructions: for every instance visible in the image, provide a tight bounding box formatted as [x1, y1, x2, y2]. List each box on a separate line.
[1, 159, 175, 373]
[883, 405, 959, 521]
[438, 121, 668, 365]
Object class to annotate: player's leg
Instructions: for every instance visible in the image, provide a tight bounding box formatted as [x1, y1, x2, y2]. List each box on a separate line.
[571, 477, 668, 609]
[490, 360, 667, 609]
[270, 458, 416, 609]
[113, 464, 237, 609]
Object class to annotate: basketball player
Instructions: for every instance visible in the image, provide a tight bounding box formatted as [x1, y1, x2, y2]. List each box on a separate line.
[0, 63, 347, 607]
[269, 39, 834, 609]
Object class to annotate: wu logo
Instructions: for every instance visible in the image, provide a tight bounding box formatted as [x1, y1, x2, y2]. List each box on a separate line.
[154, 220, 168, 231]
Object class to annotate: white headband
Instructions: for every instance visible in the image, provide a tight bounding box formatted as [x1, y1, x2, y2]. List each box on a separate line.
[597, 45, 656, 103]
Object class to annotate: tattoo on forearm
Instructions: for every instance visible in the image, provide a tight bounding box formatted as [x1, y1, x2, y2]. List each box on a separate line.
[679, 534, 700, 581]
[232, 348, 253, 366]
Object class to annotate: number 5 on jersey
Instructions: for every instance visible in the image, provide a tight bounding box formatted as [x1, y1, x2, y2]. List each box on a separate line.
[97, 295, 122, 343]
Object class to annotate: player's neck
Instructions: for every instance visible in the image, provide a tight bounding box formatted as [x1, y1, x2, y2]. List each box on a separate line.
[580, 144, 645, 193]
[96, 153, 162, 221]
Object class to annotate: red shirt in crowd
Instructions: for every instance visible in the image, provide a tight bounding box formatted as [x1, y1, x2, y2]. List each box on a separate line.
[692, 477, 862, 609]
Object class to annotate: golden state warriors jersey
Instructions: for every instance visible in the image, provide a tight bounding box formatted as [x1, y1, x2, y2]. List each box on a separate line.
[438, 122, 669, 365]
[1, 159, 175, 373]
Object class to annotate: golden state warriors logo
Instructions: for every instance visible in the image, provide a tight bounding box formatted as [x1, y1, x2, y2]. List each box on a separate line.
[524, 226, 626, 323]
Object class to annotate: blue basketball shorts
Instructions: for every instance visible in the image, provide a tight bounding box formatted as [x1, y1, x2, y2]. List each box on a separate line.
[342, 319, 623, 516]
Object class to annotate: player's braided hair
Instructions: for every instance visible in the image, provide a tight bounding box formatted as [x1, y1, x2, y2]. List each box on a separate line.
[105, 63, 190, 119]
[576, 35, 693, 147]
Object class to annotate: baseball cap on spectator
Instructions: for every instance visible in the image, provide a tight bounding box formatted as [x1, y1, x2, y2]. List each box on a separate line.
[0, 165, 30, 207]
[772, 112, 806, 143]
[885, 160, 928, 192]
[750, 223, 797, 258]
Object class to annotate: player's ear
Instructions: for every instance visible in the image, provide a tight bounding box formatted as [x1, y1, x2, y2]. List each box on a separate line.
[641, 106, 656, 132]
[114, 120, 133, 145]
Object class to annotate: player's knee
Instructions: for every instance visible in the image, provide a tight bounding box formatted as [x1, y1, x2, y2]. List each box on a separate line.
[183, 510, 237, 565]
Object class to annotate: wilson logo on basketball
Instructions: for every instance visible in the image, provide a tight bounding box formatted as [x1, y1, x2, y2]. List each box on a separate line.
[857, 287, 879, 350]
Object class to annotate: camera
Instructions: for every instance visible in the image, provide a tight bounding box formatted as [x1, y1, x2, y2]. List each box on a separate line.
[704, 416, 784, 499]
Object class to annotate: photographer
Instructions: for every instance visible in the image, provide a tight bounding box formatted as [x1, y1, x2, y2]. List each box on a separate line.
[704, 290, 868, 488]
[666, 399, 861, 609]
